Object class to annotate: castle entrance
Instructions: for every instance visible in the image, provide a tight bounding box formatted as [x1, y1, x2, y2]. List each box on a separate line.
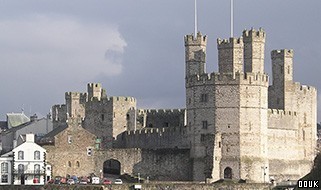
[224, 167, 232, 179]
[103, 159, 121, 176]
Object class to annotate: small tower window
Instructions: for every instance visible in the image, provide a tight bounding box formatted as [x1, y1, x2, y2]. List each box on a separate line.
[202, 121, 208, 129]
[200, 93, 208, 102]
[101, 114, 105, 121]
[68, 161, 71, 167]
[76, 161, 80, 168]
[200, 134, 205, 142]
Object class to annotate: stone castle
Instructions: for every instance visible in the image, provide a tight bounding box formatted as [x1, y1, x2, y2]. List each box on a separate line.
[44, 28, 317, 183]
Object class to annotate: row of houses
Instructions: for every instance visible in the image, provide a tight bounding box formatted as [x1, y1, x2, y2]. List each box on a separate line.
[0, 112, 52, 185]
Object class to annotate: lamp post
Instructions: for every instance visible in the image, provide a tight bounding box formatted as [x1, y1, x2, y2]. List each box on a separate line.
[138, 173, 140, 183]
[261, 166, 267, 184]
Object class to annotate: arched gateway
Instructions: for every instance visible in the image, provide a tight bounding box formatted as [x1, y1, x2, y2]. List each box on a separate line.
[103, 159, 121, 176]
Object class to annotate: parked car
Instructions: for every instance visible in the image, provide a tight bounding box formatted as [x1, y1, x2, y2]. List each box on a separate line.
[102, 178, 112, 185]
[92, 177, 100, 184]
[114, 179, 123, 184]
[67, 178, 75, 185]
[79, 178, 88, 185]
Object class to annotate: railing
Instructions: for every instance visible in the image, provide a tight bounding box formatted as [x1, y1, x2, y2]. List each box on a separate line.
[13, 169, 45, 174]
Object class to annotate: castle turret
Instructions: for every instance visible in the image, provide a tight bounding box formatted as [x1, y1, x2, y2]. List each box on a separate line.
[243, 28, 266, 73]
[184, 32, 207, 78]
[217, 37, 243, 73]
[269, 49, 294, 110]
[87, 83, 104, 101]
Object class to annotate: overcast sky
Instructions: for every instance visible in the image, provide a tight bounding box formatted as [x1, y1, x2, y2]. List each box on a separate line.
[0, 0, 321, 122]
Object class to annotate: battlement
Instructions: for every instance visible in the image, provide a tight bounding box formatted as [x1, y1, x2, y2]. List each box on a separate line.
[268, 109, 297, 116]
[242, 28, 266, 41]
[125, 126, 186, 136]
[52, 104, 66, 109]
[217, 37, 243, 49]
[139, 109, 185, 115]
[87, 83, 101, 88]
[184, 32, 207, 46]
[294, 82, 316, 93]
[65, 92, 88, 99]
[187, 72, 269, 86]
[271, 49, 294, 59]
[110, 96, 136, 102]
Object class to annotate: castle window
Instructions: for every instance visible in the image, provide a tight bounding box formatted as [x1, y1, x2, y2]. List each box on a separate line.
[68, 135, 72, 144]
[303, 130, 306, 141]
[200, 93, 208, 102]
[227, 124, 231, 129]
[114, 112, 116, 118]
[18, 151, 24, 160]
[101, 114, 105, 121]
[164, 122, 169, 127]
[218, 142, 221, 148]
[202, 121, 208, 129]
[126, 114, 130, 120]
[1, 162, 8, 173]
[76, 161, 80, 168]
[68, 161, 71, 167]
[148, 124, 153, 128]
[201, 134, 205, 142]
[188, 98, 192, 104]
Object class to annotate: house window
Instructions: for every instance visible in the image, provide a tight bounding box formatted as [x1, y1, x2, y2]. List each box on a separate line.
[68, 135, 72, 144]
[34, 151, 40, 160]
[87, 148, 93, 156]
[202, 121, 208, 129]
[18, 164, 24, 174]
[34, 164, 40, 174]
[34, 175, 40, 183]
[1, 175, 8, 183]
[1, 163, 8, 173]
[18, 151, 24, 160]
[200, 93, 208, 102]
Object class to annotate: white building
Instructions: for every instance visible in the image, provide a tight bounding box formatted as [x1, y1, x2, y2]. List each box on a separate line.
[0, 152, 12, 185]
[12, 134, 47, 185]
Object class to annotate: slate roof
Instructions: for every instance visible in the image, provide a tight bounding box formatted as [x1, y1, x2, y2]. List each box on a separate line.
[6, 113, 30, 128]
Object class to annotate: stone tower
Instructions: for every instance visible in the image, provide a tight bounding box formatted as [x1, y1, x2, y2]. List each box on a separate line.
[243, 28, 266, 73]
[269, 49, 294, 110]
[217, 37, 243, 74]
[184, 32, 207, 77]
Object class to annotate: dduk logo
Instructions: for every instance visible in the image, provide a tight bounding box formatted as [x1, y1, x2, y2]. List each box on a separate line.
[298, 180, 319, 188]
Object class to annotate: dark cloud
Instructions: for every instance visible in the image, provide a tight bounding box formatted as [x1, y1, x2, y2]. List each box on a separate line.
[0, 0, 321, 121]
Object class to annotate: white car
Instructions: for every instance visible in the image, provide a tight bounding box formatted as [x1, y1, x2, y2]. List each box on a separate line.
[114, 179, 123, 184]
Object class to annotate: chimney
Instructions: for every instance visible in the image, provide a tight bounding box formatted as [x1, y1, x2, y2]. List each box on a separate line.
[26, 134, 35, 142]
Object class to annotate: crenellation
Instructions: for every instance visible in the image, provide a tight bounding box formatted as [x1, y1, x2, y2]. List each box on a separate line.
[242, 28, 266, 41]
[217, 37, 243, 48]
[184, 32, 207, 46]
[271, 49, 294, 58]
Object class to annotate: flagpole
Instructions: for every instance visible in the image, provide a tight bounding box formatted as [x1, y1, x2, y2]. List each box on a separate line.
[194, 0, 198, 38]
[230, 0, 234, 37]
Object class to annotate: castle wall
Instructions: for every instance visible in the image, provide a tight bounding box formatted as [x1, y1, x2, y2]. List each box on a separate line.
[114, 127, 189, 149]
[137, 109, 185, 129]
[94, 148, 191, 181]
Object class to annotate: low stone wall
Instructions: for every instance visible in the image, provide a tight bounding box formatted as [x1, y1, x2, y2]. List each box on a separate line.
[0, 183, 271, 190]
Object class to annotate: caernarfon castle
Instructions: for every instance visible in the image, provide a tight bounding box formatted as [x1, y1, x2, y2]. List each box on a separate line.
[42, 28, 317, 183]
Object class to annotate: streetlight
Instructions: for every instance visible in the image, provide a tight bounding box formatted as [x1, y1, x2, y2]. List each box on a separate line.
[138, 173, 140, 183]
